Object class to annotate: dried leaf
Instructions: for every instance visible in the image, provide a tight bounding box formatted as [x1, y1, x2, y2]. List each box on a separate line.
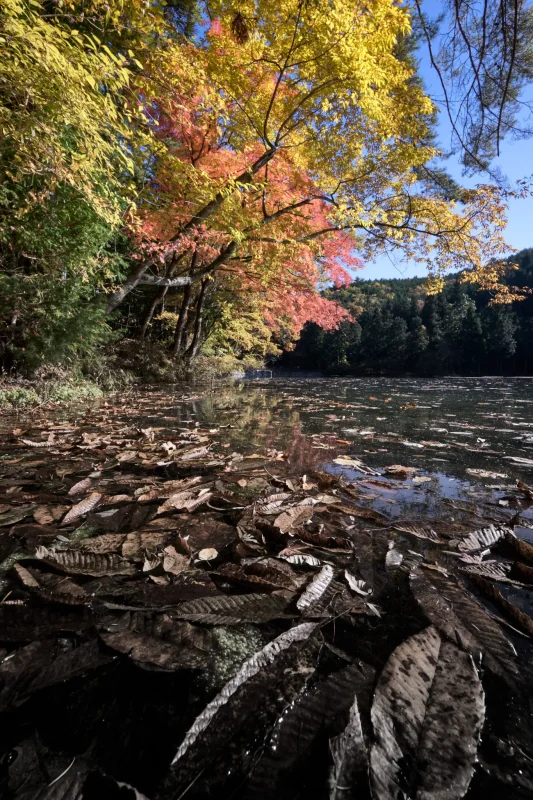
[173, 593, 289, 624]
[35, 547, 135, 577]
[79, 533, 127, 553]
[61, 493, 102, 526]
[163, 545, 189, 575]
[171, 622, 317, 766]
[121, 531, 170, 560]
[34, 505, 69, 525]
[197, 547, 218, 561]
[297, 565, 335, 611]
[68, 478, 93, 496]
[370, 626, 484, 800]
[274, 506, 314, 533]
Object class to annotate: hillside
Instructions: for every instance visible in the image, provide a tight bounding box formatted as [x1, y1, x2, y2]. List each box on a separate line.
[282, 249, 533, 376]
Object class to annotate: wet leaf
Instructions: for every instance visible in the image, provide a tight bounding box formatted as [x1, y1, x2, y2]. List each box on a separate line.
[171, 622, 317, 767]
[410, 570, 519, 683]
[503, 531, 533, 565]
[279, 553, 322, 567]
[344, 570, 372, 596]
[467, 575, 533, 636]
[297, 565, 335, 611]
[173, 593, 289, 624]
[370, 626, 484, 800]
[330, 694, 366, 799]
[0, 506, 35, 527]
[457, 525, 512, 553]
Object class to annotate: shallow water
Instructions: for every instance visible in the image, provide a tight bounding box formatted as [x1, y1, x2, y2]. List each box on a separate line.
[133, 375, 533, 525]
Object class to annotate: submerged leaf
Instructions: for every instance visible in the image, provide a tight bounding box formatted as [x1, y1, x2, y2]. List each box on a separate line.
[330, 694, 366, 799]
[410, 571, 519, 682]
[370, 626, 484, 800]
[171, 622, 317, 766]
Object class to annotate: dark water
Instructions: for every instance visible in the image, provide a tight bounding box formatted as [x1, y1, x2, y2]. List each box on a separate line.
[136, 376, 533, 526]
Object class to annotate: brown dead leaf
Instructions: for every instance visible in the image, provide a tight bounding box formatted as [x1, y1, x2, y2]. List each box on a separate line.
[163, 545, 190, 575]
[61, 492, 102, 526]
[274, 506, 314, 533]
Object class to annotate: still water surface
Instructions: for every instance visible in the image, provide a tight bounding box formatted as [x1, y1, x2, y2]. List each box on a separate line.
[143, 376, 533, 526]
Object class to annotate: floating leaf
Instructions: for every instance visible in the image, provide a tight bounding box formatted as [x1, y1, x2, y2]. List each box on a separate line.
[457, 525, 512, 553]
[171, 622, 317, 766]
[370, 626, 484, 800]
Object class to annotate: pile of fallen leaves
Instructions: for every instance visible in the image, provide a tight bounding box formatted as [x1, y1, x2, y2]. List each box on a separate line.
[0, 394, 532, 799]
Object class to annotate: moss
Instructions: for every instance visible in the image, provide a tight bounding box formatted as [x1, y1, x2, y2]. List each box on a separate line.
[205, 625, 265, 689]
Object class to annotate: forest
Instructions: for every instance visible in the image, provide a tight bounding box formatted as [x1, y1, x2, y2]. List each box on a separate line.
[287, 248, 533, 376]
[2, 0, 533, 391]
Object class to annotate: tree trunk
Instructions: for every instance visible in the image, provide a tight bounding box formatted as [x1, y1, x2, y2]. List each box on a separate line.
[105, 260, 151, 314]
[172, 283, 192, 357]
[184, 279, 209, 365]
[140, 285, 169, 339]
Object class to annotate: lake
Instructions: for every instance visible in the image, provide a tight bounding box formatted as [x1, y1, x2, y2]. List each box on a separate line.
[136, 375, 533, 527]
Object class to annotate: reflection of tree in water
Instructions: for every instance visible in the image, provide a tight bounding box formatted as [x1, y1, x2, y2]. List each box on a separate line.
[187, 388, 340, 470]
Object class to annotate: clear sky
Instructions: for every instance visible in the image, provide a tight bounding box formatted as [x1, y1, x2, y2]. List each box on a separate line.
[358, 5, 533, 281]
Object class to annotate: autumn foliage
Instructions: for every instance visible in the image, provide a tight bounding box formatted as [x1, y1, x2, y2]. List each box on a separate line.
[0, 0, 527, 373]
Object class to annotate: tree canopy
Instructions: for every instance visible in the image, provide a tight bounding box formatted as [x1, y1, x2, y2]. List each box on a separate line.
[1, 0, 532, 375]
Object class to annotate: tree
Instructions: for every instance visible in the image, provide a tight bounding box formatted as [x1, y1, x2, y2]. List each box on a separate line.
[106, 0, 515, 357]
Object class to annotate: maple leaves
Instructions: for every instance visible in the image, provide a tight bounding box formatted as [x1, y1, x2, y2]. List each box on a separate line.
[0, 0, 524, 368]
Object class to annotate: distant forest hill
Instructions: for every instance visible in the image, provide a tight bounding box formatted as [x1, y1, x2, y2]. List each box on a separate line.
[282, 249, 533, 376]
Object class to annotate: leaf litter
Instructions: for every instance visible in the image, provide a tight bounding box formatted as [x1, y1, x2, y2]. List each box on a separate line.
[0, 385, 531, 798]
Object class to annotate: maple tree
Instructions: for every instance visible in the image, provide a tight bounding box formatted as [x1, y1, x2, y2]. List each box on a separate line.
[108, 0, 520, 361]
[0, 0, 529, 373]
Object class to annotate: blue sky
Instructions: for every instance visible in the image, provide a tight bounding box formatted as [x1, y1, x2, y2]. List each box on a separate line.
[358, 5, 533, 281]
